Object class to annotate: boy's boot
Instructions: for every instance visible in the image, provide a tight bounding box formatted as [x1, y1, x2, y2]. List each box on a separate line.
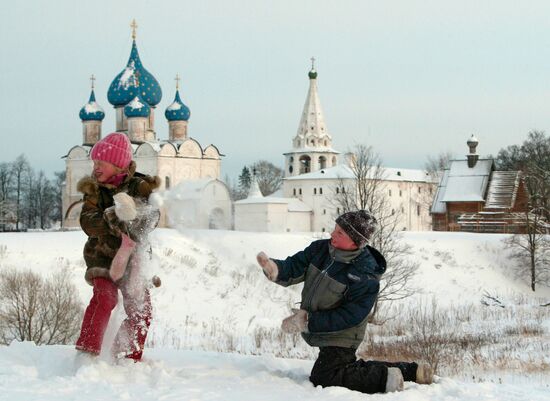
[385, 368, 404, 392]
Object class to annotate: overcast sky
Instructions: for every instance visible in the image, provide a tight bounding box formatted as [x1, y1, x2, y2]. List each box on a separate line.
[1, 1, 549, 180]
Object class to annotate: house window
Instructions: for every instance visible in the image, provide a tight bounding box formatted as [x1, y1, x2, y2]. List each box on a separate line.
[336, 187, 339, 194]
[299, 188, 302, 195]
[322, 228, 325, 232]
[389, 189, 392, 196]
[337, 207, 340, 214]
[314, 188, 317, 195]
[418, 187, 421, 194]
[399, 190, 402, 197]
[401, 206, 405, 213]
[165, 176, 171, 189]
[391, 209, 395, 215]
[342, 187, 345, 193]
[293, 188, 296, 196]
[319, 187, 323, 195]
[417, 205, 421, 216]
[323, 209, 326, 215]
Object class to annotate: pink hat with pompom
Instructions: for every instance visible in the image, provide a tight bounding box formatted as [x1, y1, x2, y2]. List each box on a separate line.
[90, 133, 133, 169]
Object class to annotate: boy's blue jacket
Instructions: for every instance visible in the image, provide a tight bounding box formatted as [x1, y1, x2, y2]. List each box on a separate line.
[273, 239, 386, 348]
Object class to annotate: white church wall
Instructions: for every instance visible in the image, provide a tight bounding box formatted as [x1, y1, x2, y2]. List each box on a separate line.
[234, 203, 269, 232]
[162, 179, 231, 230]
[285, 211, 311, 232]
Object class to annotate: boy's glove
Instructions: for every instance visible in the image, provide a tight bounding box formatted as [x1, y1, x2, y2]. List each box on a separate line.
[281, 309, 308, 333]
[113, 192, 137, 221]
[256, 251, 278, 281]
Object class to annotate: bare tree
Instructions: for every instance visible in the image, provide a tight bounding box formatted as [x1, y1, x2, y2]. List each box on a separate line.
[506, 167, 550, 291]
[0, 162, 13, 202]
[422, 151, 452, 214]
[425, 151, 453, 183]
[496, 130, 550, 221]
[251, 160, 283, 196]
[0, 269, 83, 345]
[10, 155, 30, 231]
[330, 145, 418, 317]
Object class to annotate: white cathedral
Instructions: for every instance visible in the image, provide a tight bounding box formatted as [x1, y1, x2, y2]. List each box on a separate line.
[62, 24, 232, 229]
[235, 62, 435, 233]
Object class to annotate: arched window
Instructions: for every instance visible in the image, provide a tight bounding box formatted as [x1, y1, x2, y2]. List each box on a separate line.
[319, 156, 327, 169]
[299, 155, 311, 174]
[165, 176, 171, 189]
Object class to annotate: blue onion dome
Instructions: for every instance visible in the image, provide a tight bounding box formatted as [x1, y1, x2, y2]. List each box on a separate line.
[79, 90, 105, 121]
[124, 95, 150, 118]
[107, 40, 162, 107]
[165, 90, 191, 121]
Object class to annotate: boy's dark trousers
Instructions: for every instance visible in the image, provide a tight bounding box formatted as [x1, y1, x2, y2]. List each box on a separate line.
[310, 346, 418, 394]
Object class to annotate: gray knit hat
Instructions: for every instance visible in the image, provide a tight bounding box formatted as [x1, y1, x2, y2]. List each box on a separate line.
[335, 210, 377, 247]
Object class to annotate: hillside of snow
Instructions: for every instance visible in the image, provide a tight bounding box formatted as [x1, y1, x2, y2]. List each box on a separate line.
[0, 229, 549, 400]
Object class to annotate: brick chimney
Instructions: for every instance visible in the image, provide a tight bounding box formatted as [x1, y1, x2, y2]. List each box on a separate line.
[466, 135, 479, 168]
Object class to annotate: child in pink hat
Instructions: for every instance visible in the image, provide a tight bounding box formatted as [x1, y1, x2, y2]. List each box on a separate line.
[75, 132, 161, 362]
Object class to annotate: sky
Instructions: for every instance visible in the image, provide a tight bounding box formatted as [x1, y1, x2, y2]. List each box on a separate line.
[1, 0, 550, 181]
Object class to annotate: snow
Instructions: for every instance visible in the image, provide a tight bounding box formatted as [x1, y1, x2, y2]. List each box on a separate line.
[285, 164, 431, 183]
[1, 341, 549, 401]
[127, 96, 144, 109]
[0, 229, 549, 400]
[436, 159, 493, 203]
[166, 101, 182, 111]
[84, 101, 104, 113]
[118, 61, 136, 90]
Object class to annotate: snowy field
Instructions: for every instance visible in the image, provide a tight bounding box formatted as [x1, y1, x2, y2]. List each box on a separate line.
[0, 228, 549, 400]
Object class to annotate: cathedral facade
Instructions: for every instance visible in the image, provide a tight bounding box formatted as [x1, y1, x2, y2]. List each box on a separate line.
[63, 25, 228, 228]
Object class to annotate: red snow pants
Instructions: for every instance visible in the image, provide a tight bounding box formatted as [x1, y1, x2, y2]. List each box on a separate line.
[75, 277, 152, 361]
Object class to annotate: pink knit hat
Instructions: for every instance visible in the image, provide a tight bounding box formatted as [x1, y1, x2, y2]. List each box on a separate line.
[90, 133, 133, 169]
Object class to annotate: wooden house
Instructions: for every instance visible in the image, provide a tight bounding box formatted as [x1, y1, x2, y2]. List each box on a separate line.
[431, 136, 530, 233]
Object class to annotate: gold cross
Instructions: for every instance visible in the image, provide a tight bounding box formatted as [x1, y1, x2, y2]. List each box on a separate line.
[310, 57, 316, 70]
[175, 73, 180, 90]
[90, 74, 96, 90]
[131, 19, 138, 40]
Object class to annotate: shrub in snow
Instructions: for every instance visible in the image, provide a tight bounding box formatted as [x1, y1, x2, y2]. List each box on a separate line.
[0, 269, 83, 345]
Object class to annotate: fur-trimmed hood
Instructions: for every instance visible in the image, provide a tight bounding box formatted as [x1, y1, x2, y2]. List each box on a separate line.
[77, 161, 160, 198]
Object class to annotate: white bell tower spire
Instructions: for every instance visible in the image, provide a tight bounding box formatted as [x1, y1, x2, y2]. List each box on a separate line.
[284, 59, 340, 177]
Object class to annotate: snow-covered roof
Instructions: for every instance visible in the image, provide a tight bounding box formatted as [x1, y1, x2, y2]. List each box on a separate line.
[484, 171, 521, 209]
[283, 146, 340, 154]
[167, 178, 218, 200]
[431, 169, 450, 214]
[285, 164, 354, 180]
[439, 159, 493, 203]
[285, 164, 432, 183]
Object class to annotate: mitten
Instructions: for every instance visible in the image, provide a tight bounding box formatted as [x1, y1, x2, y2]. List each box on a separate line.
[113, 192, 137, 221]
[281, 309, 308, 333]
[109, 234, 136, 282]
[256, 251, 278, 281]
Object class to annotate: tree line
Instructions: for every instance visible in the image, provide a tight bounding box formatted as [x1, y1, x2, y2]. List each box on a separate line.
[0, 154, 64, 231]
